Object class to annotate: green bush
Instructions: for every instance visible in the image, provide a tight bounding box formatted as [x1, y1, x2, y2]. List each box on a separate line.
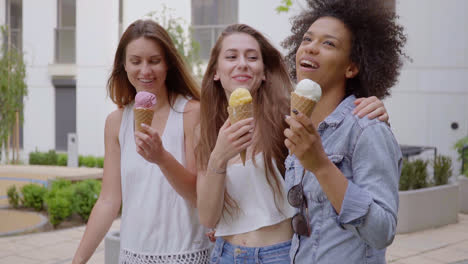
[433, 155, 452, 186]
[7, 185, 20, 208]
[46, 187, 74, 227]
[45, 180, 74, 227]
[49, 179, 72, 190]
[412, 160, 428, 189]
[96, 157, 104, 168]
[29, 150, 58, 165]
[79, 155, 97, 168]
[29, 150, 45, 165]
[57, 153, 67, 166]
[454, 136, 468, 176]
[45, 179, 72, 201]
[399, 160, 413, 191]
[72, 179, 101, 222]
[399, 159, 428, 190]
[45, 150, 58, 165]
[21, 184, 47, 211]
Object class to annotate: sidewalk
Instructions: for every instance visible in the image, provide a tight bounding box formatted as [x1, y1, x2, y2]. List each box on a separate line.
[0, 218, 120, 264]
[0, 214, 467, 264]
[387, 213, 468, 264]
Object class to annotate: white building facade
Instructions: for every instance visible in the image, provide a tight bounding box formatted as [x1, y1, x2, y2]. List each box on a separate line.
[1, 0, 467, 173]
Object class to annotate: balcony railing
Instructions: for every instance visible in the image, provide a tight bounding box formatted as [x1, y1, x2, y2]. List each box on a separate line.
[55, 27, 75, 64]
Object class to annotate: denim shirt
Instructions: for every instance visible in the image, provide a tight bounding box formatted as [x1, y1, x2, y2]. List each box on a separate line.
[285, 95, 402, 264]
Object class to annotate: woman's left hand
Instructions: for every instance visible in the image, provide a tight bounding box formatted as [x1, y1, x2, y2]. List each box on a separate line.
[284, 110, 329, 173]
[353, 96, 389, 123]
[135, 124, 167, 165]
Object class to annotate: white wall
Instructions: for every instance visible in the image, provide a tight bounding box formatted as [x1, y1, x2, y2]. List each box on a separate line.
[123, 0, 191, 29]
[76, 0, 119, 156]
[387, 0, 468, 173]
[239, 0, 307, 54]
[22, 0, 57, 156]
[0, 0, 5, 26]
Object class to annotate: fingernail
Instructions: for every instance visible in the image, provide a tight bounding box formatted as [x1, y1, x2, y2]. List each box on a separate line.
[292, 109, 299, 115]
[141, 124, 147, 128]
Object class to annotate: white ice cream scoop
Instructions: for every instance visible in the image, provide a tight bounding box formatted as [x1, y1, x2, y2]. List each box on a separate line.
[295, 79, 322, 101]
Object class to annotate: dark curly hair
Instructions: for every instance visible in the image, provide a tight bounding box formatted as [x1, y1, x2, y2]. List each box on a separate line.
[282, 0, 408, 99]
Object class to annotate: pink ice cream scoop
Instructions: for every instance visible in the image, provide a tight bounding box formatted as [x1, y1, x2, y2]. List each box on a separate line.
[134, 91, 157, 109]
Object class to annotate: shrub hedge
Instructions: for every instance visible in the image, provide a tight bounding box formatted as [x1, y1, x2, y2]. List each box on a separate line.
[7, 178, 102, 227]
[28, 150, 103, 168]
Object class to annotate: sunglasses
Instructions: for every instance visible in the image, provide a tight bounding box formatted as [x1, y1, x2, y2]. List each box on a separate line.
[287, 169, 311, 237]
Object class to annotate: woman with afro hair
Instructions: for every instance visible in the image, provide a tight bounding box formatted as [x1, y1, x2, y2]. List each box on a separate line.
[282, 0, 408, 263]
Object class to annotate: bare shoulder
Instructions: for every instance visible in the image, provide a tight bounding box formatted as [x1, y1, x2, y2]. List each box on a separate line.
[105, 108, 124, 139]
[183, 99, 201, 125]
[184, 99, 200, 114]
[183, 100, 201, 143]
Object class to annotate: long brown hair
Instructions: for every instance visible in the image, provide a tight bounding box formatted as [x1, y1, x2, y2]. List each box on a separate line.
[107, 19, 200, 107]
[196, 24, 293, 214]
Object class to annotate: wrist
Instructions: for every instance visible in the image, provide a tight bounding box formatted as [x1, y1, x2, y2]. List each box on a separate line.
[310, 158, 335, 178]
[208, 152, 228, 172]
[156, 150, 171, 167]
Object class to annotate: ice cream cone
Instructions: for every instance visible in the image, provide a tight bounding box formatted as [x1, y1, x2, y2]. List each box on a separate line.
[291, 91, 317, 117]
[134, 108, 154, 133]
[227, 103, 253, 166]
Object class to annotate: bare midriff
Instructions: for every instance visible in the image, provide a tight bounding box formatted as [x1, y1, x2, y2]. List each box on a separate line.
[222, 218, 293, 247]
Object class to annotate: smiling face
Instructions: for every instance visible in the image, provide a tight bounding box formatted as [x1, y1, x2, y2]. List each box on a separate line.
[295, 16, 358, 92]
[124, 37, 168, 94]
[214, 33, 266, 96]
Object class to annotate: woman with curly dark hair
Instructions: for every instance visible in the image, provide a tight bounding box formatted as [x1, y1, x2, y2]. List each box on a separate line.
[282, 0, 407, 263]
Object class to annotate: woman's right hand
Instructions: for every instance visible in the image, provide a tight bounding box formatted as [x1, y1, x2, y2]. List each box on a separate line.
[212, 117, 254, 165]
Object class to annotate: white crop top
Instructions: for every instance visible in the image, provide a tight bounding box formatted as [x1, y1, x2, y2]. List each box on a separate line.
[215, 153, 296, 236]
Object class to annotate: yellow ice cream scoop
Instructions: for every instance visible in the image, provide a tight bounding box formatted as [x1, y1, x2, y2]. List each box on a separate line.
[227, 87, 253, 166]
[229, 88, 252, 106]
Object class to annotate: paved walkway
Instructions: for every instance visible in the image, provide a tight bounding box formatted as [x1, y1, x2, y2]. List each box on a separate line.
[0, 218, 120, 264]
[0, 214, 467, 264]
[387, 213, 468, 264]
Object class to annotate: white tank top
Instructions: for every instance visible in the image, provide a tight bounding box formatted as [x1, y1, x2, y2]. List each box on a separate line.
[215, 153, 296, 237]
[118, 95, 210, 263]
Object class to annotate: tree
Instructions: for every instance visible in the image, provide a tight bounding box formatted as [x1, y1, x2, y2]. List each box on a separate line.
[276, 0, 294, 14]
[146, 5, 203, 80]
[0, 25, 27, 163]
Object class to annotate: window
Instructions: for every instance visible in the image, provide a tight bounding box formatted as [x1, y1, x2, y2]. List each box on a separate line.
[5, 0, 22, 50]
[191, 0, 238, 60]
[55, 0, 76, 63]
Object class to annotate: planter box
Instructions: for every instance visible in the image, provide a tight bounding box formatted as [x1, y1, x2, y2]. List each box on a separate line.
[459, 176, 468, 213]
[397, 184, 459, 234]
[105, 231, 120, 264]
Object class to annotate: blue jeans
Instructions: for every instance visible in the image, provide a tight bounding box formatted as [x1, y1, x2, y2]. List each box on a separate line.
[210, 238, 291, 264]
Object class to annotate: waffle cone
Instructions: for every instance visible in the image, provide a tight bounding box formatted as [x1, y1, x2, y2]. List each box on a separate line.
[227, 103, 253, 166]
[134, 108, 154, 133]
[291, 92, 317, 117]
